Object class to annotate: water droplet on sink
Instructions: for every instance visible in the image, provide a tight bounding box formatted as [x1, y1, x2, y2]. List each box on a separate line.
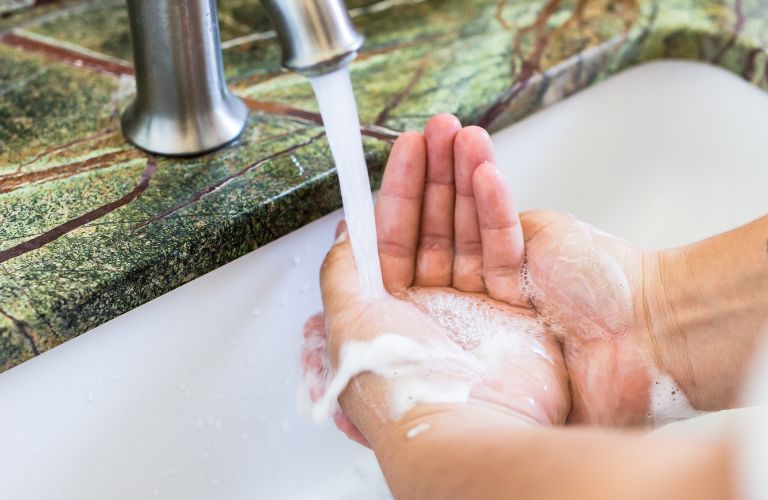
[153, 488, 160, 496]
[280, 421, 290, 432]
[86, 392, 94, 402]
[292, 254, 301, 266]
[206, 415, 223, 430]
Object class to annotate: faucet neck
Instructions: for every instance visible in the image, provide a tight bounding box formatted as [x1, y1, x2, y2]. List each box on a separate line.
[260, 0, 364, 75]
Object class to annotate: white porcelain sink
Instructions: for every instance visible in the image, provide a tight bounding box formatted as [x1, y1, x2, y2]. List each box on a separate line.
[2, 60, 768, 500]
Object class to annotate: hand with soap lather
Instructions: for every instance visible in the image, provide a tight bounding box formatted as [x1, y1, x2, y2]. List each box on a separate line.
[368, 114, 768, 428]
[301, 114, 764, 500]
[301, 115, 570, 449]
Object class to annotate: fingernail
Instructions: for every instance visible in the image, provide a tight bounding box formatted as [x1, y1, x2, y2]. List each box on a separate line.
[334, 230, 348, 244]
[476, 160, 493, 173]
[335, 220, 348, 238]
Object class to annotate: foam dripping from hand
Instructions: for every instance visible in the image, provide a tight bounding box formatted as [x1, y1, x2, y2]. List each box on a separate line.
[648, 371, 707, 426]
[312, 333, 485, 423]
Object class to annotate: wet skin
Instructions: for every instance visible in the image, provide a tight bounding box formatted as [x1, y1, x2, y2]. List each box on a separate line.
[303, 113, 692, 440]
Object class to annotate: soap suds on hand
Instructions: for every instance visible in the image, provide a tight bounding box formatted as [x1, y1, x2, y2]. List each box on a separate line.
[406, 423, 431, 439]
[311, 333, 484, 423]
[310, 288, 556, 424]
[402, 287, 552, 368]
[649, 371, 707, 426]
[521, 220, 634, 341]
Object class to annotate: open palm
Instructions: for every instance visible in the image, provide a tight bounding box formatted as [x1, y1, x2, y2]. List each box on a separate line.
[302, 115, 571, 446]
[375, 114, 665, 427]
[303, 114, 670, 446]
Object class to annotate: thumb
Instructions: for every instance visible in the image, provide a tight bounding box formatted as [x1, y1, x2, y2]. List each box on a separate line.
[320, 221, 361, 314]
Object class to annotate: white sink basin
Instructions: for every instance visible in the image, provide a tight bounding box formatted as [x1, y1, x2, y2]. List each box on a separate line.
[494, 60, 768, 249]
[2, 60, 768, 500]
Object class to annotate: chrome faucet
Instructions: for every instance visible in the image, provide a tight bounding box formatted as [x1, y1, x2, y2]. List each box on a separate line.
[121, 0, 364, 157]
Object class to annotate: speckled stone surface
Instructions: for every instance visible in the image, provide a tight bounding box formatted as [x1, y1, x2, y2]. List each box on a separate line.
[0, 0, 766, 372]
[0, 0, 34, 16]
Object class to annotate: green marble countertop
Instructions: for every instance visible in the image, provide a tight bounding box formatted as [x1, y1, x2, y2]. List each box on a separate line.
[0, 0, 765, 372]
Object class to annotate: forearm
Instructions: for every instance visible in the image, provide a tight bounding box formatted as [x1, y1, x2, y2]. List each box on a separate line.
[651, 215, 768, 410]
[340, 374, 733, 500]
[363, 403, 734, 500]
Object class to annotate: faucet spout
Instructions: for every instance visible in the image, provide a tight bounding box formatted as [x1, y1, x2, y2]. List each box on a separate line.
[120, 0, 363, 157]
[261, 0, 364, 75]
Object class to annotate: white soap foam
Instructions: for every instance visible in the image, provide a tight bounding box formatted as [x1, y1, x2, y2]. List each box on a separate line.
[402, 287, 552, 368]
[649, 372, 706, 426]
[310, 288, 556, 424]
[406, 423, 431, 439]
[312, 333, 484, 423]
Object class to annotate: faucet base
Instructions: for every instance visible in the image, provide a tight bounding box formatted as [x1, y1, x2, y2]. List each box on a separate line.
[121, 0, 249, 157]
[121, 93, 248, 157]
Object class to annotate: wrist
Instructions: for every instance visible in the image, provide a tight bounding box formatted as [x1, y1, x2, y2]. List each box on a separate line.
[362, 401, 540, 472]
[641, 248, 702, 404]
[643, 232, 768, 410]
[339, 374, 544, 451]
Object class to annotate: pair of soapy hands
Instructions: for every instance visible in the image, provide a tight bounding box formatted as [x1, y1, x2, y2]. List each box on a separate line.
[303, 114, 665, 445]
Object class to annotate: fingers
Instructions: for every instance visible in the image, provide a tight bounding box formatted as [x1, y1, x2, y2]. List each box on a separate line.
[333, 410, 370, 447]
[300, 312, 370, 447]
[301, 312, 329, 403]
[370, 120, 521, 304]
[335, 219, 347, 239]
[375, 131, 427, 293]
[415, 113, 461, 286]
[472, 162, 526, 306]
[453, 126, 494, 292]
